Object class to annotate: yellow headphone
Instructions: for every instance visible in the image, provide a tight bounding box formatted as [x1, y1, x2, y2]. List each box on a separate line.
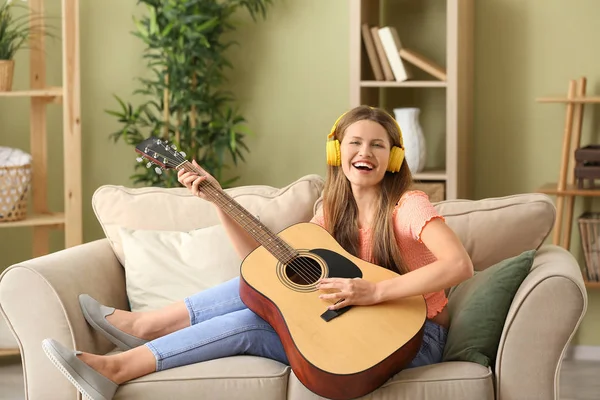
[326, 108, 405, 173]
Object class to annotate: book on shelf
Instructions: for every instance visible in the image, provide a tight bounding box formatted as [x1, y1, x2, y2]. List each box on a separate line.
[369, 26, 395, 81]
[361, 24, 384, 81]
[399, 48, 447, 81]
[377, 26, 412, 82]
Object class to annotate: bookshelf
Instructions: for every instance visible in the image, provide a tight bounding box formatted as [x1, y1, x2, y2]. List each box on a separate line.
[0, 0, 82, 354]
[0, 0, 81, 254]
[349, 0, 474, 200]
[536, 77, 600, 289]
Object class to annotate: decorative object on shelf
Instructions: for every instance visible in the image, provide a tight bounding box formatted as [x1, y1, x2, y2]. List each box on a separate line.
[578, 211, 600, 282]
[574, 144, 600, 189]
[393, 107, 426, 173]
[0, 59, 13, 91]
[0, 146, 32, 222]
[106, 0, 273, 188]
[0, 0, 53, 91]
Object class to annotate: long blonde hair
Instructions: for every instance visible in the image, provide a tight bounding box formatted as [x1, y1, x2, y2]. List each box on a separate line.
[323, 105, 413, 274]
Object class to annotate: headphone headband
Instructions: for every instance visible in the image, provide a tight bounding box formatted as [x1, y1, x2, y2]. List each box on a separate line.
[328, 107, 404, 147]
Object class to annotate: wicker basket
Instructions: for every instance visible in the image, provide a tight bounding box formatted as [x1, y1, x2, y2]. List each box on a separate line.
[577, 211, 600, 282]
[0, 163, 31, 222]
[411, 181, 445, 203]
[0, 60, 15, 92]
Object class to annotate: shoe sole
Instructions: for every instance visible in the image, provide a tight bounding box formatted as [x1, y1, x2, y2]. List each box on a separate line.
[42, 340, 108, 400]
[80, 304, 131, 351]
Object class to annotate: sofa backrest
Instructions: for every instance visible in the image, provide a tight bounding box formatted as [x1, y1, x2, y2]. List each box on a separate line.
[93, 174, 325, 265]
[435, 193, 555, 271]
[93, 174, 555, 273]
[312, 192, 555, 271]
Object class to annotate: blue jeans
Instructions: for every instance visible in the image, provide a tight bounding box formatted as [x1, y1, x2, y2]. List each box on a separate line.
[145, 276, 447, 371]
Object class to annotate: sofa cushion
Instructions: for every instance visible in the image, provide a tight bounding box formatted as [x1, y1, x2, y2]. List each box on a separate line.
[92, 174, 325, 265]
[114, 355, 290, 400]
[442, 250, 536, 367]
[287, 361, 494, 400]
[119, 225, 242, 312]
[434, 193, 554, 271]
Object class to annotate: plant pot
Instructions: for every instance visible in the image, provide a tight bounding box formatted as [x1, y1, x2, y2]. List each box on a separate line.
[0, 60, 15, 92]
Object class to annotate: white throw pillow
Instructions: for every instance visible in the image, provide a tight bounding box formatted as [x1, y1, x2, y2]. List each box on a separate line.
[119, 225, 242, 312]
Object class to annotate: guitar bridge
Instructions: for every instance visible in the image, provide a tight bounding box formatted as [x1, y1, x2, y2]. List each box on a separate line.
[320, 304, 352, 322]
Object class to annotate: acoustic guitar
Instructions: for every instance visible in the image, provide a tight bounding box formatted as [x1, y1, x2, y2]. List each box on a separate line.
[135, 137, 426, 400]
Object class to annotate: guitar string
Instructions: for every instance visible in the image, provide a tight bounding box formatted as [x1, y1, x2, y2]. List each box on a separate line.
[152, 146, 324, 284]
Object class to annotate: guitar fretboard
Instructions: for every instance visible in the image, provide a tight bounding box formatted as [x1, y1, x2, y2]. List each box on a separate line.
[179, 161, 298, 264]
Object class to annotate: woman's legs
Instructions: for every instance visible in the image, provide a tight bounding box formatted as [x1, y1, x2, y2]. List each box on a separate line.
[78, 307, 287, 384]
[104, 276, 245, 340]
[405, 320, 448, 369]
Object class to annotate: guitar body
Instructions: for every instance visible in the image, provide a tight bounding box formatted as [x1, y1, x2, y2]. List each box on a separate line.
[239, 222, 427, 400]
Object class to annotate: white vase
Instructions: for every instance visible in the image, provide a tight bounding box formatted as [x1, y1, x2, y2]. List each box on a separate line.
[393, 107, 426, 173]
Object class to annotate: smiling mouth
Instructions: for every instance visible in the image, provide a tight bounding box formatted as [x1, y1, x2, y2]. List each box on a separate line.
[352, 162, 374, 171]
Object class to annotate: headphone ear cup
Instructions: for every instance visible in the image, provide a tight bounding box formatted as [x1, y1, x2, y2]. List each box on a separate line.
[326, 140, 341, 166]
[387, 146, 405, 173]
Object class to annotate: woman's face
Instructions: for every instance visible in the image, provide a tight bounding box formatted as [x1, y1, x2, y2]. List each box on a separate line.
[340, 119, 391, 189]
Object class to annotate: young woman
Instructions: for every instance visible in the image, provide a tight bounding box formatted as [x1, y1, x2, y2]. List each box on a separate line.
[42, 105, 473, 400]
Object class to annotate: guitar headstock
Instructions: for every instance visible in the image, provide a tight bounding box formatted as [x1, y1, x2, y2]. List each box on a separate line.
[135, 137, 188, 173]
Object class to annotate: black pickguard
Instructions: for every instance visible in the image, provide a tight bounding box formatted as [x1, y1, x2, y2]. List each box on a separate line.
[310, 248, 362, 322]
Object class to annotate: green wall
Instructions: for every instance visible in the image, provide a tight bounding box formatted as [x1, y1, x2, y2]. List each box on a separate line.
[0, 0, 599, 345]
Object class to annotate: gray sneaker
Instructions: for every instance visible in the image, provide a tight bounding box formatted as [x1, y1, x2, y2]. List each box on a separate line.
[79, 294, 148, 351]
[42, 338, 118, 400]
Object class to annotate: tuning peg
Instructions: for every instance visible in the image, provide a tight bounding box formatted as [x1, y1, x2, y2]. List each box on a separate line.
[146, 162, 152, 168]
[155, 167, 163, 175]
[136, 157, 144, 163]
[171, 144, 177, 150]
[179, 151, 186, 157]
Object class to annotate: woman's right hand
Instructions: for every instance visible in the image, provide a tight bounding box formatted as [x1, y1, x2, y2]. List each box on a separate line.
[177, 160, 222, 202]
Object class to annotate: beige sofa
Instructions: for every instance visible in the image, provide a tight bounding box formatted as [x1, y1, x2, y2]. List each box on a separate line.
[0, 174, 588, 400]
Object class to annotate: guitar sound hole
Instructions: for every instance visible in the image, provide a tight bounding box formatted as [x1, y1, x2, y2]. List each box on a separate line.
[285, 256, 322, 285]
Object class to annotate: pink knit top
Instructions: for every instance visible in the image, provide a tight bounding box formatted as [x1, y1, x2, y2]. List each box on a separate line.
[310, 190, 447, 319]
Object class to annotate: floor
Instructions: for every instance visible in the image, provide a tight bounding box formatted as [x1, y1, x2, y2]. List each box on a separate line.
[1, 356, 599, 399]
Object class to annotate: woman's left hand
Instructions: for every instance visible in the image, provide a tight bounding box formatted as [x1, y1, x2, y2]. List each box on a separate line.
[316, 278, 380, 310]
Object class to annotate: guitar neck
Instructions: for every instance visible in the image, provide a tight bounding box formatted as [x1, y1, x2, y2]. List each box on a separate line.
[179, 161, 296, 264]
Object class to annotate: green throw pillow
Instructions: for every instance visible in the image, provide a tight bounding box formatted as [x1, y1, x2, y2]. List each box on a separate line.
[442, 249, 536, 367]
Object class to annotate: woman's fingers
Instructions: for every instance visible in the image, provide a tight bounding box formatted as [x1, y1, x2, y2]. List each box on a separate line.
[183, 174, 199, 187]
[191, 176, 206, 196]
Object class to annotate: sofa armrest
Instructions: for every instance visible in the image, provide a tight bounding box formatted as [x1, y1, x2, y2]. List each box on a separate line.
[0, 239, 128, 400]
[495, 244, 588, 400]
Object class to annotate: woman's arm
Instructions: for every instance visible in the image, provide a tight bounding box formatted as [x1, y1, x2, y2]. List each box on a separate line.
[317, 212, 473, 310]
[375, 218, 473, 302]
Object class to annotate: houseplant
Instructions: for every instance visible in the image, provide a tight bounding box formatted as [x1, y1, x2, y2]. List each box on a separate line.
[107, 0, 273, 188]
[0, 0, 47, 91]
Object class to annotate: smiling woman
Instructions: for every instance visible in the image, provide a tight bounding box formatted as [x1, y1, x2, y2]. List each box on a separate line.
[317, 105, 472, 329]
[38, 105, 472, 400]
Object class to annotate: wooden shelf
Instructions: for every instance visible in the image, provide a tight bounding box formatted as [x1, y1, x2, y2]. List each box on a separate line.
[350, 0, 472, 200]
[0, 348, 20, 357]
[536, 96, 600, 104]
[413, 169, 446, 181]
[585, 281, 600, 289]
[536, 183, 600, 197]
[360, 80, 446, 88]
[0, 87, 63, 99]
[0, 213, 65, 228]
